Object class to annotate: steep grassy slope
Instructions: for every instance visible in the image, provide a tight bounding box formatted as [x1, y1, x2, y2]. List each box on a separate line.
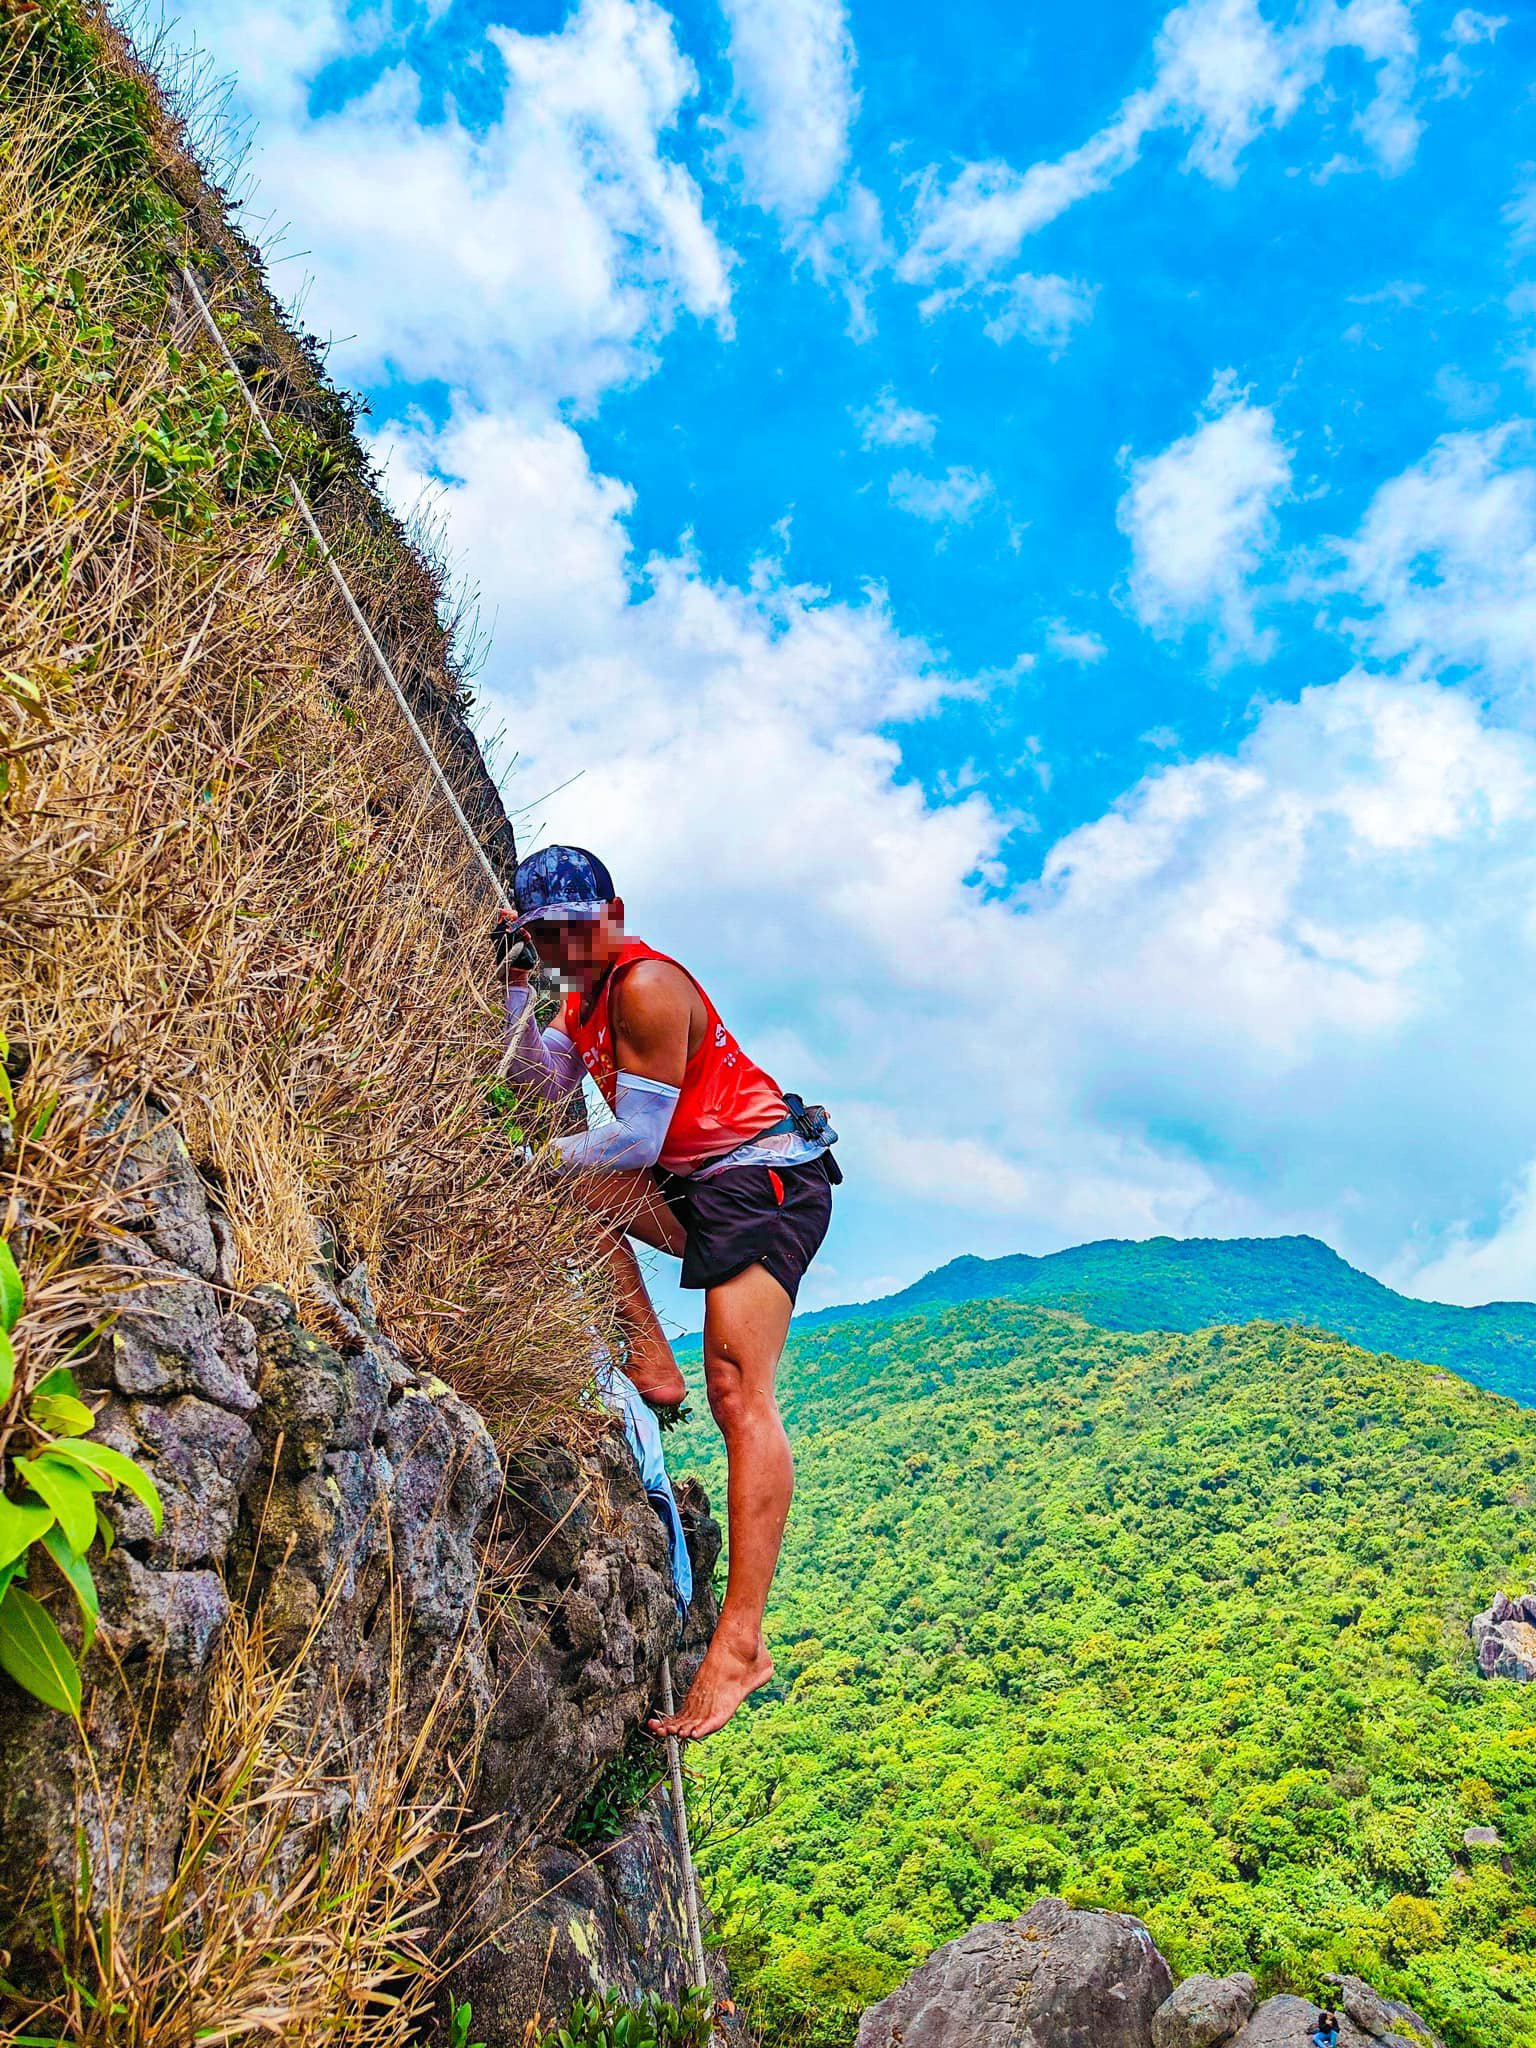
[0, 13, 630, 2043]
[0, 0, 609, 1436]
[794, 1235, 1536, 1406]
[681, 1305, 1536, 2048]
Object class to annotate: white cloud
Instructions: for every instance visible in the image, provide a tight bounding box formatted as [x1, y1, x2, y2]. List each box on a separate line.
[980, 273, 1097, 351]
[1045, 621, 1109, 665]
[1398, 1161, 1536, 1306]
[1005, 676, 1536, 1250]
[1433, 9, 1506, 96]
[900, 0, 1421, 289]
[713, 0, 890, 333]
[1506, 174, 1536, 250]
[171, 0, 731, 406]
[1118, 373, 1292, 651]
[856, 389, 937, 450]
[716, 0, 857, 223]
[888, 466, 995, 525]
[798, 179, 892, 340]
[369, 400, 1536, 1309]
[1331, 423, 1536, 701]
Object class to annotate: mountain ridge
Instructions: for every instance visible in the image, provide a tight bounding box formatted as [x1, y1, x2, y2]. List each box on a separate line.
[779, 1232, 1536, 1406]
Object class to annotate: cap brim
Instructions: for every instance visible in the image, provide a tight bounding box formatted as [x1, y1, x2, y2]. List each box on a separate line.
[504, 901, 607, 935]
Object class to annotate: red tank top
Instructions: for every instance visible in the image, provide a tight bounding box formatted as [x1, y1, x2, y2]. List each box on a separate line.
[562, 938, 786, 1174]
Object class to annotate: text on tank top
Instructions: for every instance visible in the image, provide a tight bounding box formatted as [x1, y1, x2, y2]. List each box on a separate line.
[562, 938, 786, 1174]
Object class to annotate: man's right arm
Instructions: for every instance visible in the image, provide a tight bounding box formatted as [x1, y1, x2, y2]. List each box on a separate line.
[498, 931, 585, 1103]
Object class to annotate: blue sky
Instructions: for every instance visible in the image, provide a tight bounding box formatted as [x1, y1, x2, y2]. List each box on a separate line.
[169, 0, 1536, 1326]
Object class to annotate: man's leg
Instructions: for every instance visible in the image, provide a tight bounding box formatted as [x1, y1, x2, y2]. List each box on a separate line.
[567, 1169, 688, 1407]
[648, 1261, 793, 1740]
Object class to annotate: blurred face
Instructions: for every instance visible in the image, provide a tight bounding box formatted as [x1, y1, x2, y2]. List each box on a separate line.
[527, 898, 624, 992]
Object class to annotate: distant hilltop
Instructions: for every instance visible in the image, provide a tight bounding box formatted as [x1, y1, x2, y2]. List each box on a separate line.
[797, 1232, 1536, 1407]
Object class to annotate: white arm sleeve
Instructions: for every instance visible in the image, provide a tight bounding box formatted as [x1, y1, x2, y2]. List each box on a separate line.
[503, 986, 585, 1104]
[552, 1071, 681, 1173]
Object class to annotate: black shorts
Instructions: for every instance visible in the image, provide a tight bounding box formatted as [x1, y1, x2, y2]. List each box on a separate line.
[654, 1154, 835, 1306]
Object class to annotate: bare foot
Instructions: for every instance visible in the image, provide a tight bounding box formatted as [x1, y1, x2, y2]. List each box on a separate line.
[624, 1352, 686, 1408]
[648, 1631, 774, 1741]
[618, 1326, 686, 1408]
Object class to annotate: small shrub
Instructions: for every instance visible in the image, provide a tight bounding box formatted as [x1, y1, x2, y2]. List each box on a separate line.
[0, 1228, 162, 1715]
[440, 1999, 485, 2048]
[543, 1987, 715, 2048]
[568, 1733, 665, 1847]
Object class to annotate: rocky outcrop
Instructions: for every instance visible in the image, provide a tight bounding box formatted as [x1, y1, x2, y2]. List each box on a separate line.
[859, 1903, 1443, 2048]
[1153, 1973, 1258, 2048]
[856, 1897, 1175, 2048]
[1471, 1589, 1536, 1679]
[1322, 1974, 1445, 2047]
[0, 1096, 724, 2029]
[441, 1460, 725, 2040]
[1227, 1997, 1370, 2046]
[451, 1781, 734, 2044]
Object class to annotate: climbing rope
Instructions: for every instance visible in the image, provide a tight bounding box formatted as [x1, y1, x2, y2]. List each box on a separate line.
[175, 259, 514, 914]
[660, 1654, 711, 1989]
[174, 252, 716, 2010]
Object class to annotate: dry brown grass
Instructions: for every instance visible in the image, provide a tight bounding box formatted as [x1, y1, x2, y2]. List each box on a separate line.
[0, 13, 619, 1449]
[13, 1573, 480, 2047]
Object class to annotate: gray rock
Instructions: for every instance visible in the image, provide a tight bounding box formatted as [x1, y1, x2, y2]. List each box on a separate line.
[97, 1392, 260, 1565]
[103, 1239, 260, 1413]
[1323, 1974, 1445, 2046]
[1, 1551, 233, 1909]
[0, 1091, 729, 2029]
[447, 1784, 740, 2047]
[857, 1897, 1175, 2048]
[441, 1429, 723, 1968]
[100, 1101, 222, 1282]
[1154, 1971, 1258, 2048]
[1471, 1600, 1536, 1681]
[1229, 1995, 1372, 2046]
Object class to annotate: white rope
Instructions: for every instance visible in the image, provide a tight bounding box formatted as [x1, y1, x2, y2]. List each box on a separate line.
[175, 260, 513, 913]
[177, 252, 718, 2026]
[660, 1654, 712, 1996]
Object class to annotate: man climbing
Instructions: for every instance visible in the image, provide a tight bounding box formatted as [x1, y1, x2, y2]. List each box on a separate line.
[495, 844, 839, 1740]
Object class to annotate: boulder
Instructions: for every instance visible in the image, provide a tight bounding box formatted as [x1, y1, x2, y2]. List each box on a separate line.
[1323, 1974, 1445, 2046]
[1470, 1591, 1536, 1680]
[856, 1897, 1174, 2048]
[1228, 1995, 1372, 2046]
[1153, 1971, 1258, 2047]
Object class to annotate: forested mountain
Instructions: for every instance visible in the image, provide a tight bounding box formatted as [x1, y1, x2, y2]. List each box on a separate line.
[795, 1234, 1536, 1406]
[680, 1303, 1536, 2048]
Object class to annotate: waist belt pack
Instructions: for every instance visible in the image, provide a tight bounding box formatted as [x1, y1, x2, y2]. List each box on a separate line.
[779, 1092, 844, 1185]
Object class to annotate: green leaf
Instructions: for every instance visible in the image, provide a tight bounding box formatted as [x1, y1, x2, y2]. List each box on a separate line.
[41, 1527, 97, 1652]
[17, 1456, 98, 1556]
[0, 1585, 81, 1716]
[0, 1325, 13, 1405]
[32, 1366, 80, 1400]
[0, 1238, 23, 1333]
[0, 1493, 53, 1571]
[65, 266, 87, 303]
[42, 1441, 162, 1532]
[94, 1506, 114, 1558]
[29, 1392, 96, 1439]
[0, 1556, 24, 1605]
